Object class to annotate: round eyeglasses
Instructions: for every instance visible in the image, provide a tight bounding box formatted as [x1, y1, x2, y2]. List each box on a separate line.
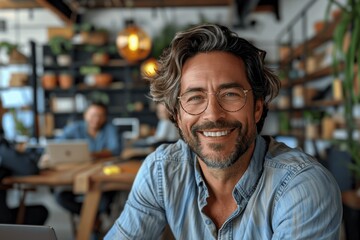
[178, 87, 252, 115]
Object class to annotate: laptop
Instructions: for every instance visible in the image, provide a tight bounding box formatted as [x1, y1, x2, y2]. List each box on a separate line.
[46, 140, 92, 167]
[0, 224, 57, 240]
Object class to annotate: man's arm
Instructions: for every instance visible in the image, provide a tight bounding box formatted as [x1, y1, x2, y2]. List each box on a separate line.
[102, 124, 121, 156]
[272, 165, 342, 239]
[105, 154, 167, 239]
[0, 144, 39, 176]
[56, 122, 80, 140]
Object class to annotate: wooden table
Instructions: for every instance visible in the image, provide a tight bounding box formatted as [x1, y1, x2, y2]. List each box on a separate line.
[1, 158, 142, 240]
[76, 160, 142, 240]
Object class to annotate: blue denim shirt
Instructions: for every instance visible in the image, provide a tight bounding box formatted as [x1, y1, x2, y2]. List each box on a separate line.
[57, 121, 121, 156]
[106, 135, 342, 239]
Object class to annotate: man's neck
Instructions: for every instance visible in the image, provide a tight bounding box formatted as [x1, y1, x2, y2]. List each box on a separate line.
[199, 144, 254, 229]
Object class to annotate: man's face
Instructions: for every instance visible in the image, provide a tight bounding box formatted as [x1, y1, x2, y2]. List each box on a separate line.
[84, 105, 107, 131]
[176, 51, 263, 169]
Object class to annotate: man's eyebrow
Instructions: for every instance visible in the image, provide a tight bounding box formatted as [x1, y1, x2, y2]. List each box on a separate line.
[218, 82, 243, 89]
[182, 83, 245, 93]
[181, 87, 205, 93]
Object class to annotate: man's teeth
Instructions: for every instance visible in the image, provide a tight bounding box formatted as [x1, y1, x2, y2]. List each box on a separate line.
[203, 131, 229, 137]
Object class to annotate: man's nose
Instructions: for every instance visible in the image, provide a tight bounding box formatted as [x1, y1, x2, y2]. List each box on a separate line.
[202, 95, 225, 120]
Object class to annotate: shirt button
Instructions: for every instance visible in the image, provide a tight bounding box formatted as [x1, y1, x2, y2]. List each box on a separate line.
[205, 219, 212, 225]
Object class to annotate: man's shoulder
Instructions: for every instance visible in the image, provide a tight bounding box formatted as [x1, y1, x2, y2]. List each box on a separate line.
[263, 137, 330, 179]
[146, 140, 193, 165]
[102, 122, 117, 131]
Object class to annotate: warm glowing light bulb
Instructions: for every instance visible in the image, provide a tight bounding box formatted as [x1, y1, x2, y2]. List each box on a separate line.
[128, 34, 139, 51]
[141, 58, 158, 78]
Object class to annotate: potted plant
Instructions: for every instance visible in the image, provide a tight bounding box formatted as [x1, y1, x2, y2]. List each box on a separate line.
[41, 71, 57, 89]
[84, 44, 116, 65]
[74, 23, 109, 46]
[48, 36, 72, 66]
[0, 41, 27, 64]
[58, 71, 73, 89]
[326, 1, 360, 180]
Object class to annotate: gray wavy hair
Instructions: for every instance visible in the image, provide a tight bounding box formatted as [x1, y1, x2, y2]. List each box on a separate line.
[146, 23, 280, 133]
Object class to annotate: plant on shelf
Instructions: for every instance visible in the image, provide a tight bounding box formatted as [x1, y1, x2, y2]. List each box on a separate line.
[0, 41, 17, 55]
[0, 41, 27, 64]
[48, 36, 72, 66]
[88, 91, 110, 105]
[74, 23, 109, 46]
[9, 108, 30, 137]
[326, 0, 360, 179]
[84, 44, 117, 65]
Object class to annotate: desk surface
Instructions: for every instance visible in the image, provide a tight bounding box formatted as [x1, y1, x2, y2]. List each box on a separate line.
[1, 156, 143, 240]
[91, 160, 142, 182]
[2, 162, 93, 186]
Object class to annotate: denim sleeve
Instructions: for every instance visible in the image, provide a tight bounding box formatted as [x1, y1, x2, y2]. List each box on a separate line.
[104, 124, 121, 156]
[57, 123, 79, 140]
[272, 164, 342, 240]
[105, 153, 167, 239]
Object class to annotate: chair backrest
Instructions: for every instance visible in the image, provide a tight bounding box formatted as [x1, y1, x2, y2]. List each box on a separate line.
[323, 147, 354, 192]
[0, 224, 57, 240]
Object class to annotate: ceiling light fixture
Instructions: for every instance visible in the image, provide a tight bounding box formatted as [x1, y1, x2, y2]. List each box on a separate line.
[116, 19, 152, 63]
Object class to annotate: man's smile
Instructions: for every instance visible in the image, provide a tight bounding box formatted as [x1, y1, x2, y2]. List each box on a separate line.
[201, 129, 234, 137]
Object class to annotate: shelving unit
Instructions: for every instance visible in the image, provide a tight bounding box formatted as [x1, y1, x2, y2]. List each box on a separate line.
[0, 41, 38, 142]
[40, 43, 157, 138]
[273, 2, 343, 149]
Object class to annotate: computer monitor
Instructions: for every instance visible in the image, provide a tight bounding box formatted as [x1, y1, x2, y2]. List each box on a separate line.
[112, 117, 140, 140]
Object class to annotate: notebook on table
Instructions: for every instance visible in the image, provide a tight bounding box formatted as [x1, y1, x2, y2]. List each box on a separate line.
[0, 224, 57, 240]
[45, 140, 92, 167]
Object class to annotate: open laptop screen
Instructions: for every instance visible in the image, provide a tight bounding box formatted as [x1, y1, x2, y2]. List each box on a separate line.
[0, 224, 57, 240]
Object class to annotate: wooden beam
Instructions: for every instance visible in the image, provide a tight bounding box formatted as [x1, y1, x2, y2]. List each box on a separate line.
[0, 0, 41, 9]
[75, 0, 232, 8]
[35, 0, 75, 24]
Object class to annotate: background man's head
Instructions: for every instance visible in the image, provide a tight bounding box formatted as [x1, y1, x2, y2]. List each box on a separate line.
[84, 102, 108, 131]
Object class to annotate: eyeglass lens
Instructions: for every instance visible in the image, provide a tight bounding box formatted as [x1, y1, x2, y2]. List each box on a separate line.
[179, 87, 249, 115]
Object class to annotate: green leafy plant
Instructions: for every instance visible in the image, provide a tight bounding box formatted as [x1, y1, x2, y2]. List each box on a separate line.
[9, 109, 30, 137]
[88, 91, 109, 105]
[0, 41, 17, 55]
[79, 66, 101, 75]
[326, 0, 360, 179]
[48, 36, 72, 55]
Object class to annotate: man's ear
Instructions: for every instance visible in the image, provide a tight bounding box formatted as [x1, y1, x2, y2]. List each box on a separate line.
[254, 99, 264, 123]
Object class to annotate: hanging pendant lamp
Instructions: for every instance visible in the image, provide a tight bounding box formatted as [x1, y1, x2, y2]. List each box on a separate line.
[116, 20, 152, 63]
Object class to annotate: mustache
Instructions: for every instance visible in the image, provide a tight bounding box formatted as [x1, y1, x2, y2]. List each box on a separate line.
[191, 120, 242, 133]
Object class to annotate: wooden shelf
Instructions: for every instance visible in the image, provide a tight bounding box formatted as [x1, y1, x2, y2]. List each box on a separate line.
[281, 64, 344, 88]
[280, 15, 341, 65]
[270, 99, 343, 112]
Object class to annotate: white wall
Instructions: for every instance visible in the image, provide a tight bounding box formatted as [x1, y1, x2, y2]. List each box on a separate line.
[0, 8, 63, 58]
[0, 0, 340, 61]
[0, 0, 342, 140]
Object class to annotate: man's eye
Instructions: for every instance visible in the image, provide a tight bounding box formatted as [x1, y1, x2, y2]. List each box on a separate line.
[186, 94, 206, 103]
[221, 91, 242, 99]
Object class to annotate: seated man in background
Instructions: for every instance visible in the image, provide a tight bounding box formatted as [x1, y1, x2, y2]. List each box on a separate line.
[132, 103, 179, 148]
[57, 101, 121, 158]
[54, 101, 121, 232]
[0, 128, 48, 225]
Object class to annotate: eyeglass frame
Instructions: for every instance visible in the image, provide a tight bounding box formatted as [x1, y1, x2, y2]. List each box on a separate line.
[177, 87, 252, 115]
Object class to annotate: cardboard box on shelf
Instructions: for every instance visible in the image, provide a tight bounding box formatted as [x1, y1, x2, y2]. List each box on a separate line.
[47, 26, 73, 40]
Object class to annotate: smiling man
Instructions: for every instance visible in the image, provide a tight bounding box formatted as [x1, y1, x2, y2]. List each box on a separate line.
[105, 24, 342, 239]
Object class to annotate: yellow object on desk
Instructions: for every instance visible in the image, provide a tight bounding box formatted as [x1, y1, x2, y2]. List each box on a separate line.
[103, 165, 122, 175]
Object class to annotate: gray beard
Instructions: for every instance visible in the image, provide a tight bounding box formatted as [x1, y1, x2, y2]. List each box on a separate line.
[179, 120, 256, 169]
